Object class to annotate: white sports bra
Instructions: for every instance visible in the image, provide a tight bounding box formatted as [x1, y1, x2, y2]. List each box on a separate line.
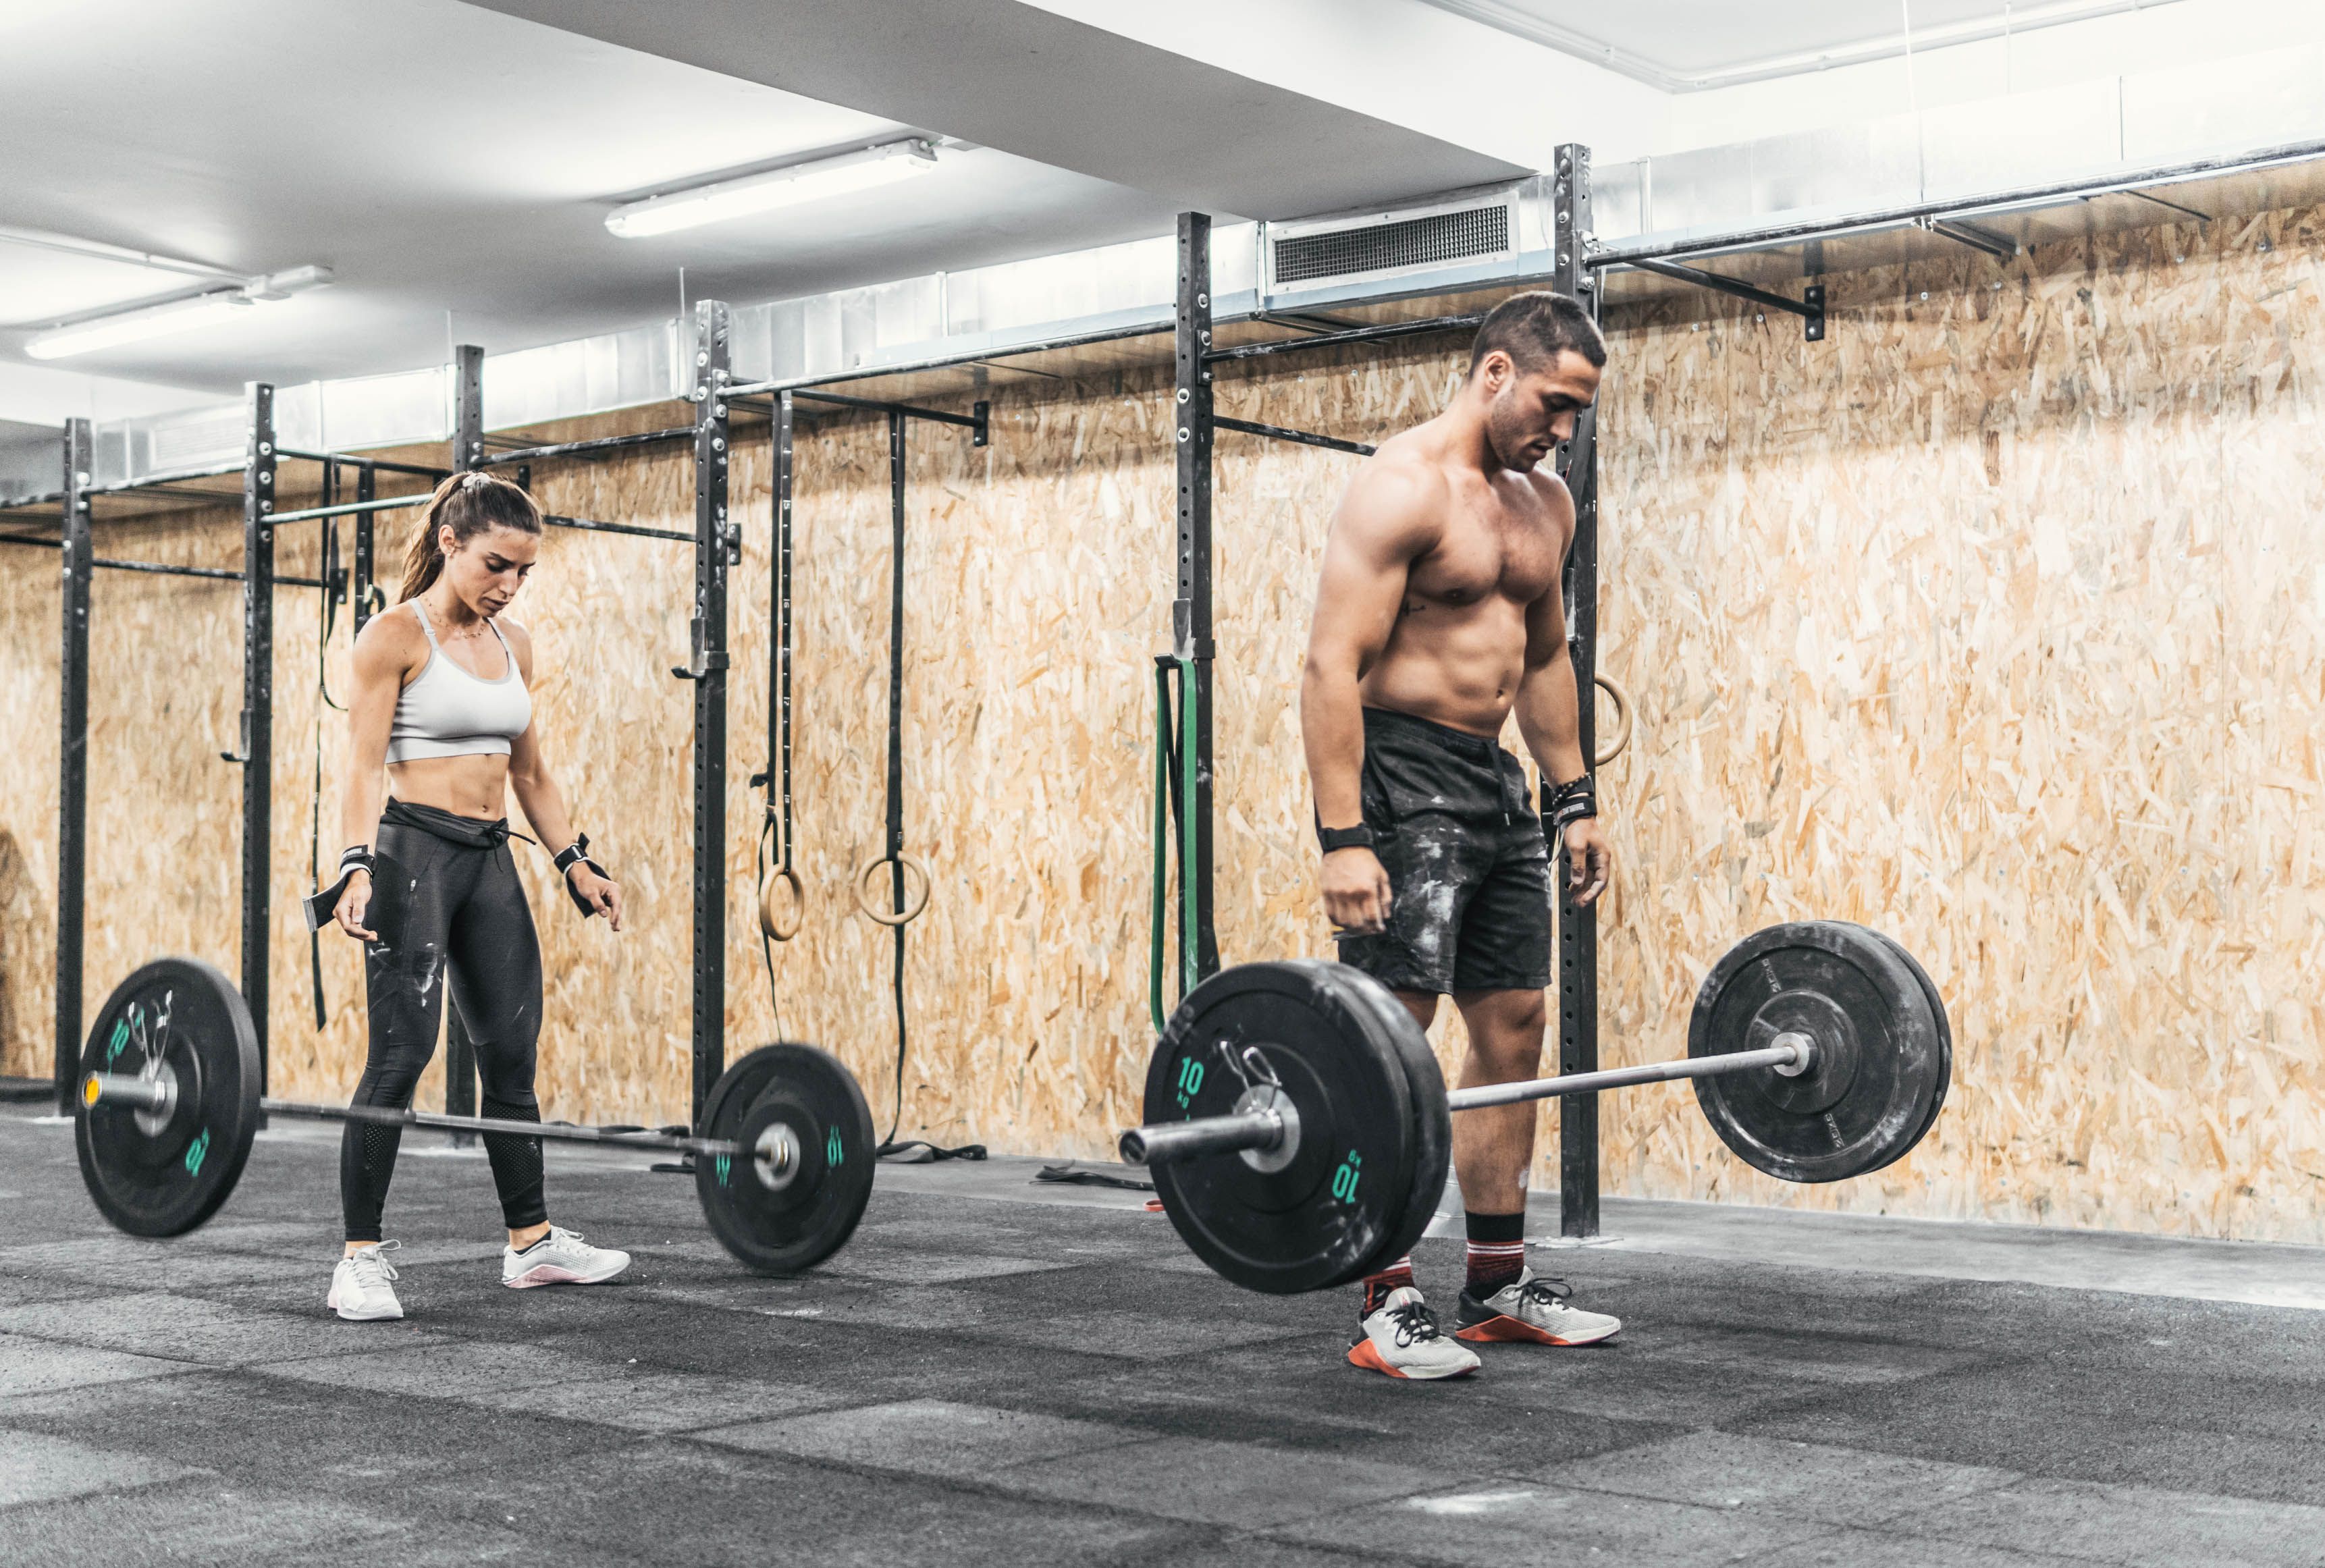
[385, 599, 533, 764]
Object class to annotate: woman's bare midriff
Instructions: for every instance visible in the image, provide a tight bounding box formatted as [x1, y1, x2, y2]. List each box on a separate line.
[387, 754, 512, 820]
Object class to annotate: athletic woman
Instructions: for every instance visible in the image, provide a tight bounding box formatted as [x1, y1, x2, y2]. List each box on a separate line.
[325, 471, 629, 1321]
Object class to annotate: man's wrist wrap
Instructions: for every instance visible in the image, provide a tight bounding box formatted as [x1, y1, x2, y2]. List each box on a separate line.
[1544, 775, 1597, 839]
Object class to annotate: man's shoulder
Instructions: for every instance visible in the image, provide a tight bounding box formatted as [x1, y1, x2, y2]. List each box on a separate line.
[1514, 463, 1577, 533]
[1349, 434, 1453, 510]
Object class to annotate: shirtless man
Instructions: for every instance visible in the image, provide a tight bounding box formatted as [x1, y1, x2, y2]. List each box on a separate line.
[1302, 292, 1620, 1380]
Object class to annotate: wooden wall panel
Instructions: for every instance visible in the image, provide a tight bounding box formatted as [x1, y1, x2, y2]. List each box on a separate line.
[3, 198, 2320, 1244]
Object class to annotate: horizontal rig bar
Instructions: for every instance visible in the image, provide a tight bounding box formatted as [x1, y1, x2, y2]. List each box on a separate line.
[0, 535, 324, 586]
[478, 426, 695, 468]
[277, 448, 452, 480]
[266, 493, 434, 525]
[1444, 1042, 1809, 1112]
[1204, 313, 1487, 364]
[1917, 215, 2019, 260]
[542, 513, 693, 543]
[1623, 259, 1825, 342]
[794, 388, 988, 438]
[3, 462, 252, 512]
[1214, 416, 1375, 458]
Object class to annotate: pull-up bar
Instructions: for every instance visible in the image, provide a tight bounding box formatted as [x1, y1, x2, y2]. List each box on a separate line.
[727, 383, 990, 445]
[0, 533, 328, 588]
[1214, 416, 1374, 458]
[477, 427, 696, 468]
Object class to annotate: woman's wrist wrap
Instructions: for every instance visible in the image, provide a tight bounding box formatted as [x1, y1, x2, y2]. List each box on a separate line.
[554, 834, 613, 917]
[1544, 776, 1597, 839]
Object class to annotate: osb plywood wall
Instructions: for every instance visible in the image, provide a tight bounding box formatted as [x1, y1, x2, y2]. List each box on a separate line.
[2, 198, 2319, 1243]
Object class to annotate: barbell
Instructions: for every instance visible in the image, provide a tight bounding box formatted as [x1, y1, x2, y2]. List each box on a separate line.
[72, 956, 875, 1276]
[1118, 920, 1951, 1295]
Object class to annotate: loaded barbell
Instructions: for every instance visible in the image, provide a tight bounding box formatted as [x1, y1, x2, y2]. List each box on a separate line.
[1118, 920, 1951, 1295]
[72, 956, 875, 1275]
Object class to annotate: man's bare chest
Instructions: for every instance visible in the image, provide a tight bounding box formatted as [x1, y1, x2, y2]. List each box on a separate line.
[1408, 505, 1563, 608]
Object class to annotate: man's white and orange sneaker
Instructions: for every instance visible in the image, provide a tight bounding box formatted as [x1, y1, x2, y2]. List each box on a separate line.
[1347, 1287, 1482, 1380]
[1453, 1268, 1622, 1346]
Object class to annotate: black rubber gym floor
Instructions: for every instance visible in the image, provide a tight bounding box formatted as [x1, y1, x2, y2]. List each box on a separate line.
[4, 1112, 2324, 1567]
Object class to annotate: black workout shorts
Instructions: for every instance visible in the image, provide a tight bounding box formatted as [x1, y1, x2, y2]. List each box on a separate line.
[1333, 707, 1553, 996]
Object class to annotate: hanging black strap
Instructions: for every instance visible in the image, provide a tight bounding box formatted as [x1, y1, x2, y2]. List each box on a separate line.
[873, 410, 979, 1163]
[307, 472, 346, 1029]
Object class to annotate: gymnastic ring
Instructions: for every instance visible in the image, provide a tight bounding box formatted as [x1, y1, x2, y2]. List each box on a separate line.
[759, 865, 805, 942]
[1593, 674, 1635, 767]
[853, 853, 932, 928]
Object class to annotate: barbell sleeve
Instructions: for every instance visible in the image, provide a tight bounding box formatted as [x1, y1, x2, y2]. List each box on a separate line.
[1120, 1108, 1285, 1167]
[1445, 1039, 1812, 1112]
[80, 1073, 171, 1115]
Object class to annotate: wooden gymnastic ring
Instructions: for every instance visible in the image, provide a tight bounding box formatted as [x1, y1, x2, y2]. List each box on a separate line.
[853, 854, 931, 928]
[1593, 674, 1634, 767]
[759, 865, 804, 942]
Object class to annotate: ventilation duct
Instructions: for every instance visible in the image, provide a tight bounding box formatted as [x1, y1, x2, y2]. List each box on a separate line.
[1263, 188, 1524, 298]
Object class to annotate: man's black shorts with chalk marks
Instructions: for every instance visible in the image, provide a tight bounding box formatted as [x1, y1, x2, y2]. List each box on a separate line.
[1333, 706, 1553, 997]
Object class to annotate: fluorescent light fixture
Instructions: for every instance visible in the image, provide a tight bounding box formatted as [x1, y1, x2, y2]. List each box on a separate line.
[22, 265, 333, 359]
[607, 140, 940, 239]
[26, 293, 256, 359]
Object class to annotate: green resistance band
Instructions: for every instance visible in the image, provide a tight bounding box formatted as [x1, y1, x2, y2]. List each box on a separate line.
[1149, 655, 1201, 1033]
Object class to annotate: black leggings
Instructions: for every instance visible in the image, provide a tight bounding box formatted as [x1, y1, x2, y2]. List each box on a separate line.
[342, 799, 547, 1243]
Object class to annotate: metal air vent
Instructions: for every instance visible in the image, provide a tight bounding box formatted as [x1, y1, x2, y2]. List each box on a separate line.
[1265, 190, 1521, 297]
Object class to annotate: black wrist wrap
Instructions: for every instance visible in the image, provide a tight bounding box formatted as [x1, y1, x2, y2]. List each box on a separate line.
[1543, 775, 1597, 839]
[554, 834, 612, 918]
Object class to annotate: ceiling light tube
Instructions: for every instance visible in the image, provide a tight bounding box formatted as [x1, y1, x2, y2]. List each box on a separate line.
[607, 140, 940, 239]
[25, 292, 258, 360]
[22, 265, 333, 360]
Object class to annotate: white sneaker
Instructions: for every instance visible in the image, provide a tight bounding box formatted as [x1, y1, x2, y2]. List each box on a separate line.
[1455, 1267, 1622, 1347]
[1347, 1287, 1482, 1380]
[502, 1225, 631, 1289]
[328, 1242, 404, 1322]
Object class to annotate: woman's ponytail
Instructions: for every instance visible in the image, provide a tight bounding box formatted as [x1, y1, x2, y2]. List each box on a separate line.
[398, 471, 543, 603]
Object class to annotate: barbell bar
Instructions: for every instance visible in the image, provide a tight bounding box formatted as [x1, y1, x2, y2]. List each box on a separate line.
[80, 1071, 755, 1163]
[1119, 1035, 1814, 1167]
[71, 956, 876, 1276]
[1117, 921, 1952, 1295]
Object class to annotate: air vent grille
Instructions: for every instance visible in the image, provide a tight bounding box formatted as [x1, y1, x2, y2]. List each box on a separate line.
[1273, 205, 1510, 286]
[149, 410, 246, 471]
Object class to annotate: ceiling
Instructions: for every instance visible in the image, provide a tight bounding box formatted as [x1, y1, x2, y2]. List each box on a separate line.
[0, 0, 1516, 402]
[1420, 0, 2191, 88]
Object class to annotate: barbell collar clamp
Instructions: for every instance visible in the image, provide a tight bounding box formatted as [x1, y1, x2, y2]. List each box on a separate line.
[753, 1123, 802, 1191]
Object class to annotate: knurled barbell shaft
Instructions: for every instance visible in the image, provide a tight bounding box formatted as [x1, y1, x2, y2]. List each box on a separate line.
[1118, 1039, 1811, 1168]
[81, 1073, 743, 1160]
[1445, 1040, 1809, 1112]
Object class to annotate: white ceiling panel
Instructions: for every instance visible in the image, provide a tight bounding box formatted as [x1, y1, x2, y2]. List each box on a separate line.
[1421, 0, 2192, 87]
